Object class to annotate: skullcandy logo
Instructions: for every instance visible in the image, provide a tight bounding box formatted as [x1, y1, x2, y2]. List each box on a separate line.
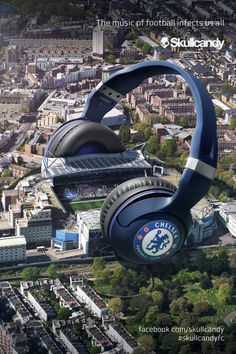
[160, 37, 170, 48]
[134, 220, 181, 261]
[160, 37, 224, 50]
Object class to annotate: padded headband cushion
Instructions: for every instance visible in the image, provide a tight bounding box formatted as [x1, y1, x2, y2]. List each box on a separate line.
[100, 176, 176, 235]
[50, 121, 124, 157]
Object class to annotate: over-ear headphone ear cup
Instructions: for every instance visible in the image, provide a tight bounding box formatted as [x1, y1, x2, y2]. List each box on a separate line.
[100, 177, 177, 236]
[47, 120, 84, 158]
[49, 121, 124, 157]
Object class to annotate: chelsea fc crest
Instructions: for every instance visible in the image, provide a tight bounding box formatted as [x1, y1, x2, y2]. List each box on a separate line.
[133, 220, 181, 262]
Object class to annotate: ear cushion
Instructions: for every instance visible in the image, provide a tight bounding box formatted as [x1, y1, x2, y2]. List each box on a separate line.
[47, 120, 85, 158]
[48, 121, 124, 157]
[100, 176, 177, 236]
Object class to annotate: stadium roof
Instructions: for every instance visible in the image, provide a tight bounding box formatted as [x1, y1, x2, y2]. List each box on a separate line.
[43, 150, 151, 178]
[77, 209, 101, 230]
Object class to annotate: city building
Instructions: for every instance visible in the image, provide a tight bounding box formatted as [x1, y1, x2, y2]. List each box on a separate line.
[0, 235, 26, 265]
[76, 283, 108, 318]
[15, 208, 52, 248]
[77, 209, 113, 257]
[1, 190, 18, 212]
[52, 229, 79, 251]
[85, 324, 113, 352]
[103, 319, 139, 354]
[189, 199, 217, 244]
[2, 285, 32, 325]
[102, 64, 123, 80]
[53, 284, 80, 310]
[8, 204, 22, 228]
[59, 327, 87, 354]
[93, 27, 104, 56]
[0, 321, 28, 354]
[218, 203, 236, 238]
[27, 289, 56, 321]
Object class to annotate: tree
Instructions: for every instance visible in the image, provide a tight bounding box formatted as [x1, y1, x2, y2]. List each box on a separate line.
[230, 117, 236, 130]
[217, 283, 233, 305]
[129, 294, 153, 319]
[118, 124, 131, 145]
[220, 84, 236, 95]
[151, 290, 164, 309]
[177, 312, 198, 327]
[47, 264, 59, 279]
[147, 136, 158, 155]
[161, 333, 180, 353]
[144, 127, 152, 140]
[215, 106, 223, 117]
[193, 301, 211, 316]
[179, 344, 192, 354]
[160, 139, 177, 158]
[144, 305, 159, 325]
[209, 185, 220, 198]
[2, 169, 11, 177]
[17, 156, 24, 165]
[142, 43, 152, 55]
[106, 54, 115, 63]
[169, 297, 192, 315]
[22, 267, 40, 281]
[159, 54, 166, 60]
[156, 313, 173, 327]
[137, 334, 156, 353]
[173, 269, 201, 284]
[100, 268, 111, 284]
[201, 341, 220, 354]
[200, 274, 212, 289]
[179, 117, 188, 127]
[169, 299, 179, 315]
[108, 298, 124, 314]
[56, 307, 71, 320]
[92, 257, 106, 282]
[120, 57, 132, 65]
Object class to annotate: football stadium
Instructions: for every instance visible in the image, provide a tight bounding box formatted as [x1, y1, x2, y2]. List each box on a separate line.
[42, 149, 153, 213]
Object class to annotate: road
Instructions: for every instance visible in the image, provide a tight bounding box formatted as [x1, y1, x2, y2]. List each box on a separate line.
[0, 122, 34, 154]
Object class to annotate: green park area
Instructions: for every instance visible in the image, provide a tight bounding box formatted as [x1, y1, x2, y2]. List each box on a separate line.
[91, 248, 236, 354]
[69, 199, 104, 212]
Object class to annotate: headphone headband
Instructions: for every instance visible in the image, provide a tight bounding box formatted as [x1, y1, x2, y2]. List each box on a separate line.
[82, 60, 217, 212]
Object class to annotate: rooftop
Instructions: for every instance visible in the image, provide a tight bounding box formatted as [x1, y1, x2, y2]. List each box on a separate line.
[77, 209, 101, 230]
[0, 235, 26, 247]
[2, 189, 18, 197]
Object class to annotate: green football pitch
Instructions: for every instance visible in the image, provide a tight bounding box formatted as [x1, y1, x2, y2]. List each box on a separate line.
[69, 199, 105, 212]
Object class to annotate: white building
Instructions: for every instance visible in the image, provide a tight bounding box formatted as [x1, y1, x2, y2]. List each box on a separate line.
[79, 66, 97, 80]
[101, 107, 126, 127]
[0, 235, 26, 264]
[27, 290, 56, 321]
[67, 106, 126, 128]
[189, 199, 217, 243]
[92, 27, 104, 56]
[218, 203, 236, 237]
[105, 322, 139, 354]
[76, 283, 108, 318]
[77, 209, 102, 255]
[102, 64, 123, 80]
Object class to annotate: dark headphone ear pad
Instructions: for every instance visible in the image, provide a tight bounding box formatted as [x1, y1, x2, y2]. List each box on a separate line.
[48, 121, 124, 157]
[101, 176, 177, 236]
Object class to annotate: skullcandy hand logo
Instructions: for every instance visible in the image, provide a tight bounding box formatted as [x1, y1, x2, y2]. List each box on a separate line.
[160, 37, 170, 48]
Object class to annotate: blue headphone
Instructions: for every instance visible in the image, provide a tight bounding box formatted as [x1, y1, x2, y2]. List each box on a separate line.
[45, 61, 217, 264]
